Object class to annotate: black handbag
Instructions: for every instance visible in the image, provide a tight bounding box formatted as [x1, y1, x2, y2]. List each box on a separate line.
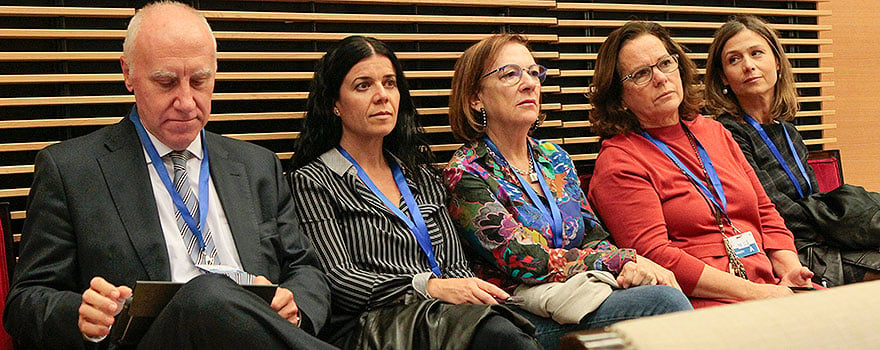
[334, 298, 535, 350]
[798, 184, 880, 250]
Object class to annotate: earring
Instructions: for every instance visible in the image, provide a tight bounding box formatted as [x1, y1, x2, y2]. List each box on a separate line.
[722, 86, 729, 95]
[530, 118, 541, 132]
[333, 107, 340, 116]
[479, 108, 488, 128]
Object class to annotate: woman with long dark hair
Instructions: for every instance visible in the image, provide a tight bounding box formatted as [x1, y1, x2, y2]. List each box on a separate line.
[288, 36, 538, 350]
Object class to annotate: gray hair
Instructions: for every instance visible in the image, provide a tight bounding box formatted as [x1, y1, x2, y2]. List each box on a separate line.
[122, 1, 217, 74]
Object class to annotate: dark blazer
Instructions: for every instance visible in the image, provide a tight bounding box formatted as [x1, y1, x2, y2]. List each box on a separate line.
[3, 116, 331, 349]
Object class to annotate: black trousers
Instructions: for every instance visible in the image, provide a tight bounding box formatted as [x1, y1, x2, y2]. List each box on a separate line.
[469, 315, 541, 350]
[136, 274, 337, 350]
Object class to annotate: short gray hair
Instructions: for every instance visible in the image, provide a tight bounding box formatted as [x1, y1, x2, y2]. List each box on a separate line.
[122, 1, 217, 73]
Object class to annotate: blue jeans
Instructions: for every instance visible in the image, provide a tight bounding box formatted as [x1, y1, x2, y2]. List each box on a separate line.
[512, 285, 692, 350]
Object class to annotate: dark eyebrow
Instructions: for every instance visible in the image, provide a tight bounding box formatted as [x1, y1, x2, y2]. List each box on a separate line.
[352, 76, 372, 83]
[724, 45, 764, 57]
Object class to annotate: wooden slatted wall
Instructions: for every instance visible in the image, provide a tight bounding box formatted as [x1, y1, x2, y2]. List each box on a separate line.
[0, 0, 831, 249]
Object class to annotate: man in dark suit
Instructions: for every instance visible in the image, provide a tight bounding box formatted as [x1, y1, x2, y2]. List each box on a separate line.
[3, 2, 334, 349]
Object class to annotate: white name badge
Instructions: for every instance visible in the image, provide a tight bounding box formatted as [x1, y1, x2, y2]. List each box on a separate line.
[195, 264, 257, 285]
[729, 231, 760, 258]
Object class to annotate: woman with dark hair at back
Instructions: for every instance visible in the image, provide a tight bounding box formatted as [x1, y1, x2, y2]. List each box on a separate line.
[706, 15, 880, 287]
[288, 36, 539, 350]
[587, 21, 818, 309]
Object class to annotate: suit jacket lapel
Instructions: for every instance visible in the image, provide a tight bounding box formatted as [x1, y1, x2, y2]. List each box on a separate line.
[206, 133, 261, 273]
[97, 119, 170, 281]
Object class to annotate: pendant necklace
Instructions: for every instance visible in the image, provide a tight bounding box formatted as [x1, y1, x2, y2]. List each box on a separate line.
[508, 159, 538, 183]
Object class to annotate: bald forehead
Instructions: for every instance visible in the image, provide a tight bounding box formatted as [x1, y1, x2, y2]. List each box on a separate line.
[129, 4, 216, 60]
[138, 2, 205, 27]
[140, 9, 212, 42]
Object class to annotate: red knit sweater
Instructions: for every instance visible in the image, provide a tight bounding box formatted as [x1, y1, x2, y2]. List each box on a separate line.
[588, 116, 796, 308]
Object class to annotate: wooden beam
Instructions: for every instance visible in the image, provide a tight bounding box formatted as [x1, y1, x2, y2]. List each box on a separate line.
[0, 51, 559, 62]
[556, 36, 831, 45]
[0, 188, 29, 198]
[557, 19, 830, 32]
[554, 3, 831, 17]
[0, 6, 555, 25]
[239, 0, 556, 8]
[0, 29, 557, 42]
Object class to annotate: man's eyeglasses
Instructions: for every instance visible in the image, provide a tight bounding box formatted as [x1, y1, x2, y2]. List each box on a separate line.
[620, 54, 679, 86]
[481, 64, 548, 86]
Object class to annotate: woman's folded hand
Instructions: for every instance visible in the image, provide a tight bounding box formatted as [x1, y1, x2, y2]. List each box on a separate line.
[617, 256, 681, 290]
[426, 277, 509, 305]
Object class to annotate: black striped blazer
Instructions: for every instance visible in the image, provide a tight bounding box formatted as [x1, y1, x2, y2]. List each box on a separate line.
[289, 149, 475, 316]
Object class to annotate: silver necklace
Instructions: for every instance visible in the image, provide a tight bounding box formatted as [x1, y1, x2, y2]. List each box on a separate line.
[508, 158, 538, 183]
[487, 146, 540, 183]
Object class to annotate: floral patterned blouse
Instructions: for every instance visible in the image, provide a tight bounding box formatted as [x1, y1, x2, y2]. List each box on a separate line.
[443, 137, 636, 290]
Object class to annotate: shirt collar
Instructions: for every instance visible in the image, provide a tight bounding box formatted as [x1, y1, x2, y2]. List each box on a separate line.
[319, 147, 413, 182]
[320, 148, 354, 176]
[143, 130, 203, 165]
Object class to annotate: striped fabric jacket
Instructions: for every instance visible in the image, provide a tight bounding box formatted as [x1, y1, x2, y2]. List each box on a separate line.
[289, 148, 474, 317]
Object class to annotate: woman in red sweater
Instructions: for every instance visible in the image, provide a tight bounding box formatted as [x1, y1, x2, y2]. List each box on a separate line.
[586, 21, 815, 308]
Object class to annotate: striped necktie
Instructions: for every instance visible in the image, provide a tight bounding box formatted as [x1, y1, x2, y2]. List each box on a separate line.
[168, 150, 219, 265]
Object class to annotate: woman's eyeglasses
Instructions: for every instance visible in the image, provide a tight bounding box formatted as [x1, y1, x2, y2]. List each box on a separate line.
[481, 64, 548, 86]
[620, 54, 679, 86]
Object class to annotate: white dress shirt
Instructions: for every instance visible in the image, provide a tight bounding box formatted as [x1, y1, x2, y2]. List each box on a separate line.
[143, 131, 244, 282]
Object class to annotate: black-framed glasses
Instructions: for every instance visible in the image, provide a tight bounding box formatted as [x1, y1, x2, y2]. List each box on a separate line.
[481, 64, 547, 86]
[620, 54, 679, 86]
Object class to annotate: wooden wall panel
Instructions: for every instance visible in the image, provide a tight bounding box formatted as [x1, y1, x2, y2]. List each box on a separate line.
[0, 1, 829, 244]
[819, 1, 880, 191]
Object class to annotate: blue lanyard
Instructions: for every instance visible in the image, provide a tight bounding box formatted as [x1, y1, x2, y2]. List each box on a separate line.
[743, 115, 813, 199]
[336, 146, 442, 277]
[130, 107, 211, 253]
[484, 137, 564, 248]
[640, 124, 731, 223]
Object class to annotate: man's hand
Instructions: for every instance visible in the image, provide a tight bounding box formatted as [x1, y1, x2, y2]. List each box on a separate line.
[254, 276, 299, 326]
[426, 277, 508, 305]
[78, 277, 132, 339]
[617, 257, 681, 290]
